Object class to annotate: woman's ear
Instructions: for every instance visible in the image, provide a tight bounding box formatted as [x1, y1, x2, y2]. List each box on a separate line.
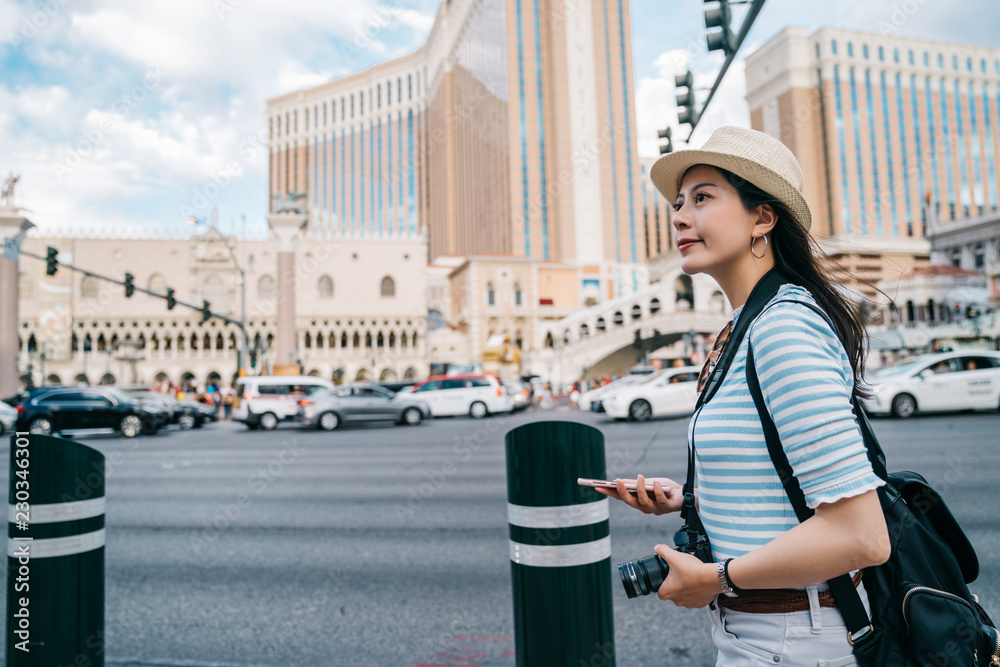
[753, 203, 778, 237]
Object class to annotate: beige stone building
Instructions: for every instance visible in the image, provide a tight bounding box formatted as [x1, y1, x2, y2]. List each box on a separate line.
[265, 0, 653, 309]
[745, 27, 1000, 300]
[16, 225, 428, 389]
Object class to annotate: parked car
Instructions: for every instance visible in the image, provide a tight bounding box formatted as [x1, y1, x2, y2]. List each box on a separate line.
[602, 366, 702, 422]
[502, 379, 531, 411]
[129, 392, 210, 430]
[232, 376, 334, 430]
[409, 374, 513, 418]
[296, 383, 431, 430]
[14, 386, 160, 437]
[0, 401, 16, 435]
[379, 381, 418, 394]
[578, 375, 647, 412]
[862, 351, 1000, 418]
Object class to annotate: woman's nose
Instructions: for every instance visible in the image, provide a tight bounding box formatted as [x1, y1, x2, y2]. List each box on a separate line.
[672, 203, 690, 229]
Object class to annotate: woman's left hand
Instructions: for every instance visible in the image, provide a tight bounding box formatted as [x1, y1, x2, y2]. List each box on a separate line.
[652, 544, 720, 609]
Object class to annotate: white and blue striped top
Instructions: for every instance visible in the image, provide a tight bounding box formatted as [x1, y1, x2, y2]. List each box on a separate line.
[690, 284, 884, 562]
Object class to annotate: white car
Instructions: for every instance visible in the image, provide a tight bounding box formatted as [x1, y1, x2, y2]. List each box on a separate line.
[233, 375, 334, 430]
[602, 366, 702, 422]
[578, 374, 647, 412]
[862, 351, 1000, 418]
[409, 374, 512, 418]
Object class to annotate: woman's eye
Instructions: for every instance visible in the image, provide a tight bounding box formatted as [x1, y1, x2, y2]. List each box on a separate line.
[694, 192, 708, 203]
[672, 202, 682, 212]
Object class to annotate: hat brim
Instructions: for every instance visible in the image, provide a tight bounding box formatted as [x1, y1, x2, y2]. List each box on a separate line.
[649, 148, 812, 231]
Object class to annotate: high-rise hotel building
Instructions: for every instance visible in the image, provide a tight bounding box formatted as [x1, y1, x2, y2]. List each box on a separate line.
[265, 0, 651, 297]
[745, 27, 1000, 299]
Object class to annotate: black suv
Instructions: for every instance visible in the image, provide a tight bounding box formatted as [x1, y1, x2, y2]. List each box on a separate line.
[15, 387, 160, 438]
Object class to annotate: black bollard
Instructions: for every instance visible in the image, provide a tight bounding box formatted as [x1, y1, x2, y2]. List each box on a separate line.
[7, 432, 105, 666]
[506, 421, 615, 667]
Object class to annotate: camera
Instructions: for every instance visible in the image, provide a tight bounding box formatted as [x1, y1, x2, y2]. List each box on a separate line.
[618, 554, 669, 599]
[616, 522, 713, 598]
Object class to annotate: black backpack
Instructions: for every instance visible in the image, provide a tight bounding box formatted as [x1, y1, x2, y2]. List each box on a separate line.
[745, 299, 999, 666]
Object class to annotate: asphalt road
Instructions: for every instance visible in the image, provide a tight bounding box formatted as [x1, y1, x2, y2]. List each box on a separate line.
[2, 406, 998, 666]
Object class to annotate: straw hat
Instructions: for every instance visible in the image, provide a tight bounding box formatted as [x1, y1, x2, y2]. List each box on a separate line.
[648, 126, 812, 231]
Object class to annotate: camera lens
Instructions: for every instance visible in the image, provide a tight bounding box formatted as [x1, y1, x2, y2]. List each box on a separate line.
[617, 554, 669, 598]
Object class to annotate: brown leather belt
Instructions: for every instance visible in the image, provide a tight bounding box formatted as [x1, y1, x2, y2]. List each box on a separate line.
[717, 571, 863, 614]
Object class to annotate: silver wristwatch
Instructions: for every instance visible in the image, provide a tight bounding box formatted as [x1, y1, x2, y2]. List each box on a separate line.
[718, 559, 738, 598]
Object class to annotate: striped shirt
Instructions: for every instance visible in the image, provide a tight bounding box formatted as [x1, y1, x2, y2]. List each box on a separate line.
[690, 284, 883, 562]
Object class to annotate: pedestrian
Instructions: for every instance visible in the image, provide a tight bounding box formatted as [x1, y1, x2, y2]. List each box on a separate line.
[596, 126, 888, 666]
[540, 382, 553, 410]
[569, 383, 580, 410]
[223, 387, 233, 420]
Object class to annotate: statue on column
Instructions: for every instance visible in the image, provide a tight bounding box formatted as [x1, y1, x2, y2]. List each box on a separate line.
[1, 172, 19, 208]
[272, 191, 307, 215]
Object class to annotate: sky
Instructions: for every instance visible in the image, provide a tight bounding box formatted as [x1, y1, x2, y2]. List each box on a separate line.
[2, 0, 999, 238]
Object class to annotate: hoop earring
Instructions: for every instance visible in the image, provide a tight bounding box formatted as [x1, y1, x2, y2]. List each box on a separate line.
[750, 235, 768, 259]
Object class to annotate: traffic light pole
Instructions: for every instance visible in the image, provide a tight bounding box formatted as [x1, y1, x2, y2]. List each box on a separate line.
[685, 0, 767, 140]
[20, 249, 243, 327]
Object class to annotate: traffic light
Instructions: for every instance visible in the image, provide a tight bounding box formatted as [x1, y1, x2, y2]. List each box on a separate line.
[704, 0, 735, 55]
[632, 329, 643, 350]
[124, 272, 134, 298]
[45, 246, 58, 275]
[166, 288, 176, 310]
[658, 127, 673, 155]
[201, 300, 211, 323]
[674, 71, 698, 126]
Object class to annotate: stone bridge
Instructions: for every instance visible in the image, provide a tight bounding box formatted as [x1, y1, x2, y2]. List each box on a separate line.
[525, 262, 732, 384]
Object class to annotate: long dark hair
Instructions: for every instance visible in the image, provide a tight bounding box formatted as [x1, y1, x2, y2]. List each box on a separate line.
[716, 167, 870, 399]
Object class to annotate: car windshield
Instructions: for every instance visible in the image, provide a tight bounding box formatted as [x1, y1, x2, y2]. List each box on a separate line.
[869, 359, 930, 379]
[105, 388, 134, 403]
[636, 370, 669, 385]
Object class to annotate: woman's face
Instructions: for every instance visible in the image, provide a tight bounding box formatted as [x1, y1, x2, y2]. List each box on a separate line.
[672, 165, 758, 278]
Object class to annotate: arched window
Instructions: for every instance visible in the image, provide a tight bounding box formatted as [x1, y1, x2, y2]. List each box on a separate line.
[380, 275, 395, 297]
[353, 332, 361, 349]
[377, 332, 384, 348]
[148, 273, 166, 297]
[650, 298, 661, 315]
[613, 311, 624, 326]
[202, 333, 211, 350]
[545, 331, 554, 348]
[202, 274, 226, 305]
[304, 332, 312, 349]
[486, 282, 495, 306]
[674, 275, 694, 309]
[318, 275, 334, 298]
[631, 304, 642, 320]
[514, 283, 522, 306]
[365, 332, 373, 348]
[215, 333, 224, 350]
[341, 332, 348, 349]
[596, 317, 606, 332]
[388, 332, 396, 348]
[257, 274, 276, 300]
[579, 323, 589, 338]
[81, 276, 99, 299]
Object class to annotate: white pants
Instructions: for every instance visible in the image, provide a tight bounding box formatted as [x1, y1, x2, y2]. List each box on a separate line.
[707, 582, 871, 667]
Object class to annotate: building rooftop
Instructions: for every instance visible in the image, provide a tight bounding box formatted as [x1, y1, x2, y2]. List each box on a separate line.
[904, 265, 984, 279]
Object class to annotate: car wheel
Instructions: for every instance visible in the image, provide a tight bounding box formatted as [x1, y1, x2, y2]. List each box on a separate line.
[178, 414, 196, 430]
[891, 393, 917, 419]
[469, 401, 488, 419]
[402, 407, 422, 426]
[259, 412, 279, 431]
[28, 418, 52, 435]
[141, 418, 158, 435]
[193, 419, 205, 429]
[628, 399, 652, 422]
[318, 411, 340, 431]
[120, 414, 143, 438]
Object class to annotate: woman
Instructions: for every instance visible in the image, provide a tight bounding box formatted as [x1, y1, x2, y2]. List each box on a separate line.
[596, 126, 890, 666]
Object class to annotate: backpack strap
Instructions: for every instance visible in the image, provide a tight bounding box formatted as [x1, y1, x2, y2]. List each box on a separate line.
[744, 304, 874, 640]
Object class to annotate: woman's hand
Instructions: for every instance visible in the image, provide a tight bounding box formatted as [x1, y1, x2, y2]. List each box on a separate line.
[592, 475, 682, 515]
[652, 545, 719, 609]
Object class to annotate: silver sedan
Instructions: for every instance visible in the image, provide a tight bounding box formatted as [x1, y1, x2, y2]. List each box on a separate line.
[296, 383, 431, 431]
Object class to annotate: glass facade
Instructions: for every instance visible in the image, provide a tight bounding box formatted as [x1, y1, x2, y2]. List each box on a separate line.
[834, 66, 852, 234]
[864, 70, 883, 235]
[879, 72, 897, 236]
[896, 73, 913, 235]
[849, 68, 867, 234]
[939, 78, 956, 218]
[984, 84, 998, 210]
[925, 77, 941, 215]
[953, 80, 970, 215]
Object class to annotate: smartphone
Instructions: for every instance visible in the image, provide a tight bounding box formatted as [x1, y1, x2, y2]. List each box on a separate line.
[577, 478, 662, 496]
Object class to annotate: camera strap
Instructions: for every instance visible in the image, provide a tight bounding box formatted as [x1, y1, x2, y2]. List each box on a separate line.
[680, 269, 790, 550]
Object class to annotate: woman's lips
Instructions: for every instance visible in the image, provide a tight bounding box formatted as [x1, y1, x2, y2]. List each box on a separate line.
[677, 239, 702, 252]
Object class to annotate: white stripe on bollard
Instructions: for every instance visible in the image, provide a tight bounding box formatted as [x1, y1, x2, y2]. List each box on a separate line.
[8, 497, 106, 524]
[7, 528, 106, 559]
[508, 536, 611, 568]
[506, 500, 609, 529]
